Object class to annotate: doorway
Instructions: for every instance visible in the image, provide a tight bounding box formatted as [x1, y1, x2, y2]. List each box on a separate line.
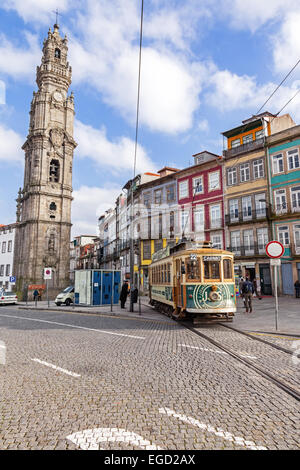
[259, 264, 272, 295]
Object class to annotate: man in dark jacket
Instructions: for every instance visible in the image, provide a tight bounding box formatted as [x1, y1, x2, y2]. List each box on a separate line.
[295, 280, 300, 298]
[120, 281, 129, 309]
[242, 277, 254, 313]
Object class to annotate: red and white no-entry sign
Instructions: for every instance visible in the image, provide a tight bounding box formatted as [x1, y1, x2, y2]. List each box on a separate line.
[43, 267, 52, 280]
[265, 241, 284, 258]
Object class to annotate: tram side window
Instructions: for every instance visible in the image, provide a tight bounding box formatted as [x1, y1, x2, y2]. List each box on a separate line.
[204, 261, 220, 279]
[167, 263, 171, 283]
[186, 257, 200, 281]
[223, 259, 233, 279]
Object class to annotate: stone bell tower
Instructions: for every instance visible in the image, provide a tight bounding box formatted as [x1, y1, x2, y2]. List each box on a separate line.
[13, 23, 77, 296]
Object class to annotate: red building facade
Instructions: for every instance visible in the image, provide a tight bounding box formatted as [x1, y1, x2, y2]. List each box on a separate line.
[176, 151, 225, 249]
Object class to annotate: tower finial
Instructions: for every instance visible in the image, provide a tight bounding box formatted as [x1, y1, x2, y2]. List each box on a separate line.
[52, 8, 61, 28]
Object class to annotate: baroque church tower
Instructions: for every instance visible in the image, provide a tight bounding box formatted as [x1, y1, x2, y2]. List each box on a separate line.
[13, 23, 76, 295]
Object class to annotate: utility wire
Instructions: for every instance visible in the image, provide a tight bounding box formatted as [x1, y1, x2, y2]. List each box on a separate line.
[130, 0, 144, 312]
[255, 58, 300, 115]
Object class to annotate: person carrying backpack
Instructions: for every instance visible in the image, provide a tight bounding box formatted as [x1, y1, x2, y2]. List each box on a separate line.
[242, 277, 254, 313]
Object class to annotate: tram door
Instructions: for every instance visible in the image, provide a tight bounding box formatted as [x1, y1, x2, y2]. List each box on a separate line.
[175, 259, 183, 308]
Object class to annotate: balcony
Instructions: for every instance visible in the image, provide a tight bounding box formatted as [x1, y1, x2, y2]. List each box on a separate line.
[227, 244, 268, 257]
[223, 138, 264, 159]
[225, 208, 270, 226]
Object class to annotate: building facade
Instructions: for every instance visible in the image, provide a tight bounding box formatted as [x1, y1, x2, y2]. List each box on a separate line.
[13, 24, 77, 296]
[176, 152, 225, 249]
[222, 112, 296, 295]
[267, 125, 300, 294]
[0, 224, 16, 290]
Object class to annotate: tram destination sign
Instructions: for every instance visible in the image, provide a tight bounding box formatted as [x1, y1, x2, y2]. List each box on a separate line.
[203, 256, 221, 261]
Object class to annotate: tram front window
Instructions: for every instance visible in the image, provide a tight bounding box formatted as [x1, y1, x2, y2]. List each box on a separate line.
[204, 260, 220, 279]
[186, 257, 200, 280]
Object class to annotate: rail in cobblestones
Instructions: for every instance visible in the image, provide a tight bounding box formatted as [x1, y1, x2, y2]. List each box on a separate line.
[182, 322, 300, 403]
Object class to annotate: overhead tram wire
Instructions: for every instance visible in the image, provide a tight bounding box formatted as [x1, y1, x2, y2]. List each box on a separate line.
[255, 57, 300, 116]
[130, 0, 144, 312]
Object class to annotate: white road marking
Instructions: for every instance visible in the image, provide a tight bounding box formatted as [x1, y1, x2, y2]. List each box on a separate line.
[66, 428, 163, 450]
[159, 407, 267, 450]
[0, 314, 145, 340]
[179, 343, 257, 360]
[31, 358, 81, 378]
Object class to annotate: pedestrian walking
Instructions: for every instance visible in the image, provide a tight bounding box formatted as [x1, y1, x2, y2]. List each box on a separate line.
[33, 289, 39, 302]
[120, 281, 129, 309]
[38, 289, 42, 301]
[253, 278, 262, 299]
[294, 280, 300, 298]
[242, 277, 254, 313]
[239, 277, 246, 308]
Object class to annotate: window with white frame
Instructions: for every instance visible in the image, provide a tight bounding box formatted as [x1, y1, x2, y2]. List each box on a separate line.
[278, 226, 290, 246]
[242, 134, 253, 144]
[208, 171, 220, 191]
[231, 138, 240, 148]
[274, 189, 287, 213]
[0, 265, 4, 276]
[272, 153, 284, 174]
[287, 148, 300, 170]
[253, 159, 264, 178]
[211, 233, 223, 249]
[229, 199, 239, 221]
[7, 240, 12, 252]
[194, 205, 204, 232]
[210, 204, 221, 228]
[227, 167, 237, 185]
[5, 265, 10, 276]
[240, 163, 250, 182]
[1, 242, 6, 253]
[179, 180, 189, 199]
[193, 176, 203, 195]
[255, 129, 264, 140]
[291, 186, 300, 211]
[293, 225, 300, 254]
[230, 231, 241, 252]
[255, 193, 266, 218]
[242, 196, 252, 219]
[243, 229, 254, 252]
[181, 209, 190, 233]
[257, 227, 268, 252]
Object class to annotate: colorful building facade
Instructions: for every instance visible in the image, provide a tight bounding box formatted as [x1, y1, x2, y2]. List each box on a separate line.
[267, 125, 300, 294]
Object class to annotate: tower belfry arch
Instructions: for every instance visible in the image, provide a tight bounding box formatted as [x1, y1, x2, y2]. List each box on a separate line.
[13, 23, 77, 296]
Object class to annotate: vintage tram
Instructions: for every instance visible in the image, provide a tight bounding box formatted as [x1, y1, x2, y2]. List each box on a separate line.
[149, 240, 236, 323]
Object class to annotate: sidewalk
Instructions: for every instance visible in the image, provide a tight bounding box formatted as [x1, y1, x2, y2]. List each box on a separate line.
[16, 295, 300, 336]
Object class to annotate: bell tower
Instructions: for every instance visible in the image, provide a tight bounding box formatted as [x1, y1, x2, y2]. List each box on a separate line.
[13, 23, 77, 296]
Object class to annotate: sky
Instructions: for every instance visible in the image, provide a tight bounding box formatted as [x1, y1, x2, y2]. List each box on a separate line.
[1, 0, 300, 236]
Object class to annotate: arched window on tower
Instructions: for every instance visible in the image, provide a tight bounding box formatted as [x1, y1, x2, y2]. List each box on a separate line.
[54, 48, 61, 59]
[49, 159, 60, 182]
[50, 202, 57, 211]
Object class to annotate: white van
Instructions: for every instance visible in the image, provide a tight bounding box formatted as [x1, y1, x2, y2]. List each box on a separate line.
[55, 286, 74, 306]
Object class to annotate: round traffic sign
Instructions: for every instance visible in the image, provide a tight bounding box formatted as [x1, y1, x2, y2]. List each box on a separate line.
[266, 241, 284, 258]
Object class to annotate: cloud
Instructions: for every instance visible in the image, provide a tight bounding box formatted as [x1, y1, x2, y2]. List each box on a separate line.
[2, 0, 71, 24]
[0, 123, 23, 162]
[72, 185, 121, 237]
[219, 0, 300, 32]
[0, 31, 40, 82]
[272, 11, 300, 77]
[74, 119, 155, 174]
[67, 0, 205, 135]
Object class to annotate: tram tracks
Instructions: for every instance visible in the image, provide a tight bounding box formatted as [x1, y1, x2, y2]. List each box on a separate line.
[181, 322, 300, 403]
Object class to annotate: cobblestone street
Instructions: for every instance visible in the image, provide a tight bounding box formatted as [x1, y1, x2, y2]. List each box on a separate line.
[0, 301, 299, 451]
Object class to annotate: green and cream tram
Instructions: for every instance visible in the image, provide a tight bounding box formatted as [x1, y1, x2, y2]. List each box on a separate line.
[149, 241, 236, 323]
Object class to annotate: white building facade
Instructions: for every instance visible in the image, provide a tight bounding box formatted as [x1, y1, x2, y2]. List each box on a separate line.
[0, 224, 16, 290]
